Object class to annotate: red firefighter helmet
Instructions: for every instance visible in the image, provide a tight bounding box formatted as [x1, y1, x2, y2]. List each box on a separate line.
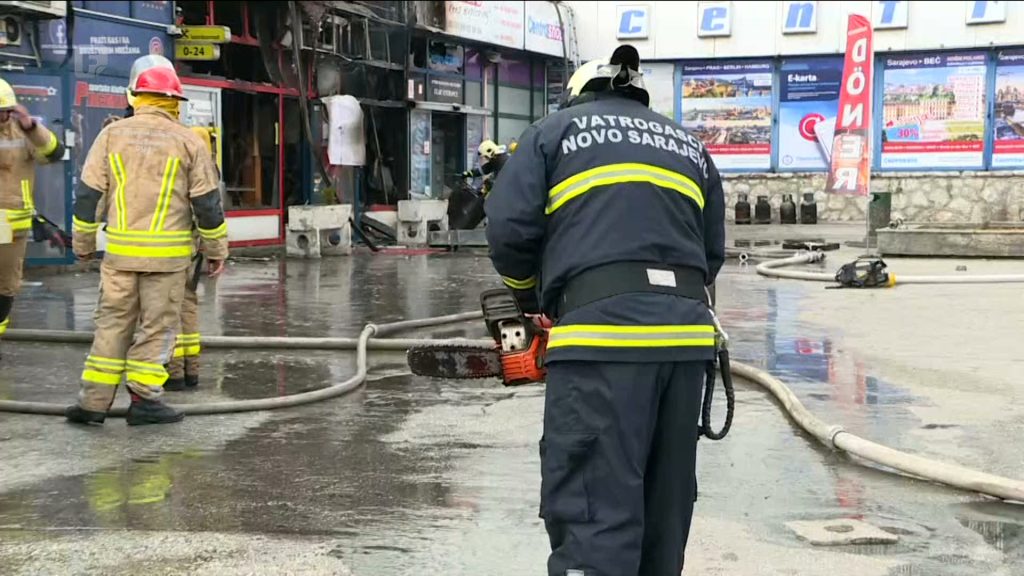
[132, 66, 186, 100]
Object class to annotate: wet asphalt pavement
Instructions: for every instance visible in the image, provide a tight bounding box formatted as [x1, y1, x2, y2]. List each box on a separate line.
[1, 224, 1023, 575]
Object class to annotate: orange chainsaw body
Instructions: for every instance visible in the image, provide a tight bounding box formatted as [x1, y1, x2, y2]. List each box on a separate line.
[481, 288, 549, 386]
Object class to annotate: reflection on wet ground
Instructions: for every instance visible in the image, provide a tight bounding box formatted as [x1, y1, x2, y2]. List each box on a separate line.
[2, 249, 1023, 574]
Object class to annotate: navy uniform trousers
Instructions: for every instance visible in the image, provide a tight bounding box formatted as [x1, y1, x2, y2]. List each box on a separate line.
[541, 360, 704, 576]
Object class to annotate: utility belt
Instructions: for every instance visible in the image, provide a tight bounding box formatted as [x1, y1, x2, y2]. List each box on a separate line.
[555, 260, 734, 441]
[556, 261, 707, 317]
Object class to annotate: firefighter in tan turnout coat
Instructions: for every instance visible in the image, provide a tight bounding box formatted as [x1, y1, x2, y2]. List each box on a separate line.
[66, 58, 228, 426]
[0, 77, 65, 359]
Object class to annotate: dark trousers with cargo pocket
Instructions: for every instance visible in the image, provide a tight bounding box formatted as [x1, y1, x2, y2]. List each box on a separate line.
[541, 361, 704, 576]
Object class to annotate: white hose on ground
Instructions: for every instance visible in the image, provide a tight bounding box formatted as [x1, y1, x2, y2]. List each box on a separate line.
[757, 251, 1024, 285]
[730, 361, 1024, 502]
[3, 309, 1024, 502]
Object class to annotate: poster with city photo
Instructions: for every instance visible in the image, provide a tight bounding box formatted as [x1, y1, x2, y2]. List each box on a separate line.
[778, 56, 843, 171]
[679, 60, 773, 170]
[992, 49, 1024, 168]
[880, 52, 987, 169]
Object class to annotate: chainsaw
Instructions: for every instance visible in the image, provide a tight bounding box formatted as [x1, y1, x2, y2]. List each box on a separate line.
[407, 288, 549, 386]
[407, 287, 734, 441]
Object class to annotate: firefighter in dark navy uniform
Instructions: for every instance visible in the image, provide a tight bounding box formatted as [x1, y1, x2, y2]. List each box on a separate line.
[485, 45, 726, 575]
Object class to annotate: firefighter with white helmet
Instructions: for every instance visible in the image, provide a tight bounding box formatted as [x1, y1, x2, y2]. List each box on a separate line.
[485, 45, 725, 574]
[0, 76, 66, 360]
[66, 56, 229, 426]
[461, 139, 510, 195]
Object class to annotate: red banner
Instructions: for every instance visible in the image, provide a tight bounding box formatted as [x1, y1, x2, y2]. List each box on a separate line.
[826, 14, 873, 196]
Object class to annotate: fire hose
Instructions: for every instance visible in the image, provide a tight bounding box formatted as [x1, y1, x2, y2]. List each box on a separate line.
[2, 307, 1024, 502]
[757, 251, 1024, 285]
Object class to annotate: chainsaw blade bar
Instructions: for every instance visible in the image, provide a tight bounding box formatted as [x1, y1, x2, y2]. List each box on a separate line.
[406, 345, 503, 379]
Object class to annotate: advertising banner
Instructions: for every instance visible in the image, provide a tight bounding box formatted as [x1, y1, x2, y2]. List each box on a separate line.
[70, 77, 130, 184]
[993, 49, 1024, 168]
[445, 1, 525, 50]
[880, 51, 987, 170]
[680, 60, 773, 170]
[826, 14, 872, 195]
[643, 62, 675, 120]
[524, 1, 564, 57]
[40, 15, 170, 77]
[778, 57, 842, 171]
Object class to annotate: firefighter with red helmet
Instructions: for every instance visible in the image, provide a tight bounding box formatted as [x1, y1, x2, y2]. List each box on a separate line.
[66, 56, 229, 426]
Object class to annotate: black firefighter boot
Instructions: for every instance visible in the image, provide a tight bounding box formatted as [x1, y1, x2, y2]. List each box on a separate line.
[126, 393, 185, 426]
[65, 405, 108, 425]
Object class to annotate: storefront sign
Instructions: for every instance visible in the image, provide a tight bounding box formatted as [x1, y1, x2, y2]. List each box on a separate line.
[873, 0, 908, 30]
[445, 1, 525, 50]
[180, 25, 232, 43]
[175, 41, 221, 61]
[966, 0, 1006, 24]
[525, 1, 565, 56]
[697, 1, 732, 38]
[880, 51, 986, 170]
[992, 49, 1024, 168]
[680, 59, 773, 170]
[779, 56, 842, 171]
[782, 1, 817, 34]
[616, 4, 649, 40]
[41, 16, 169, 77]
[428, 77, 463, 104]
[827, 15, 872, 195]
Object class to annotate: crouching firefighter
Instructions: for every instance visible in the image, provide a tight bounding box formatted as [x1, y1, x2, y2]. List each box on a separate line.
[461, 139, 509, 195]
[485, 44, 726, 575]
[0, 77, 65, 360]
[66, 58, 228, 426]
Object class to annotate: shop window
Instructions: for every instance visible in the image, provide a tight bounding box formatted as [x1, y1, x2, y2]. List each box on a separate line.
[465, 81, 482, 107]
[428, 41, 464, 74]
[498, 116, 531, 144]
[410, 110, 432, 197]
[498, 57, 532, 87]
[466, 115, 485, 169]
[222, 92, 280, 210]
[486, 115, 496, 141]
[498, 85, 531, 116]
[533, 91, 545, 121]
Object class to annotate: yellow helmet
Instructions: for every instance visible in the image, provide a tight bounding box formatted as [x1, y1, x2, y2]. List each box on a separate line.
[0, 78, 17, 110]
[564, 45, 648, 108]
[190, 126, 213, 153]
[478, 139, 507, 162]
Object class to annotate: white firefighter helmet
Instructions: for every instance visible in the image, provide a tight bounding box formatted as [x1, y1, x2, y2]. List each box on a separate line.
[564, 44, 648, 107]
[477, 139, 507, 162]
[126, 54, 176, 107]
[0, 78, 17, 110]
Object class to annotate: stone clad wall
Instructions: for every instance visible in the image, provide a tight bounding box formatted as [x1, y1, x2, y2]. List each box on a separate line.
[721, 172, 1024, 224]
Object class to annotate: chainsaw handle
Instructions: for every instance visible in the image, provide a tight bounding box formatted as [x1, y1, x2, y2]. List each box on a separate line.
[528, 314, 553, 330]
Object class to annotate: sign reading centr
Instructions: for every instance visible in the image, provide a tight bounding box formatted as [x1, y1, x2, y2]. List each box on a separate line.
[616, 5, 649, 39]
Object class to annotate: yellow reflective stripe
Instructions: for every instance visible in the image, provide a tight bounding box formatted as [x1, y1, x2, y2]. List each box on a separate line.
[82, 369, 123, 385]
[21, 179, 34, 211]
[547, 324, 716, 349]
[126, 360, 166, 373]
[126, 371, 169, 387]
[105, 228, 193, 239]
[0, 318, 8, 335]
[73, 215, 101, 233]
[551, 324, 715, 335]
[10, 219, 31, 231]
[150, 157, 180, 232]
[501, 275, 537, 290]
[176, 333, 201, 343]
[37, 131, 58, 156]
[109, 153, 127, 230]
[197, 222, 227, 240]
[105, 243, 193, 258]
[86, 355, 127, 369]
[546, 163, 704, 214]
[174, 345, 201, 358]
